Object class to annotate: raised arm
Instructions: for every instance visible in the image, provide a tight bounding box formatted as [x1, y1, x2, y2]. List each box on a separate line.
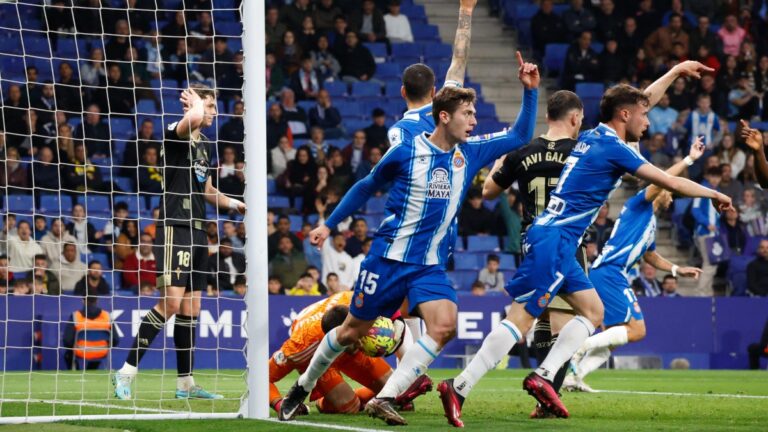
[643, 250, 701, 279]
[644, 137, 704, 202]
[634, 163, 733, 211]
[483, 156, 507, 200]
[175, 88, 205, 139]
[444, 0, 477, 87]
[643, 61, 714, 107]
[740, 119, 768, 188]
[204, 177, 246, 214]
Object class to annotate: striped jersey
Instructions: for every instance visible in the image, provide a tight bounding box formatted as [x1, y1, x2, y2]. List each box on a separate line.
[387, 102, 435, 149]
[591, 189, 656, 273]
[534, 123, 648, 237]
[326, 89, 539, 266]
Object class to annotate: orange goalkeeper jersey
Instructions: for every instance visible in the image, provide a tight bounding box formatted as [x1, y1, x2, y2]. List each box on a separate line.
[280, 291, 353, 365]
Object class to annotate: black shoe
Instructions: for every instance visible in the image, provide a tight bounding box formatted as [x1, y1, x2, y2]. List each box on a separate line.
[278, 381, 310, 421]
[364, 397, 407, 426]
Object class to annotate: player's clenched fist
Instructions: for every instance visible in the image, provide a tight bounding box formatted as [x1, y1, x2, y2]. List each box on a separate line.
[309, 224, 331, 248]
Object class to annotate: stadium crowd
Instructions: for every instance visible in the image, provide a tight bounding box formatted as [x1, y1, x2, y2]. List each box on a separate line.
[0, 0, 767, 298]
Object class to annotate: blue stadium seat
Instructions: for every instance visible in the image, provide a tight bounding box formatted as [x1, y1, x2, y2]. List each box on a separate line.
[268, 195, 290, 209]
[421, 42, 452, 61]
[475, 103, 497, 120]
[115, 195, 140, 218]
[590, 42, 604, 54]
[467, 235, 500, 252]
[447, 270, 477, 290]
[365, 195, 388, 214]
[56, 37, 78, 58]
[385, 81, 402, 98]
[87, 252, 111, 270]
[297, 100, 315, 113]
[22, 32, 50, 57]
[499, 253, 517, 271]
[8, 195, 34, 215]
[336, 101, 365, 119]
[376, 63, 401, 80]
[213, 9, 237, 23]
[512, 4, 539, 46]
[360, 214, 383, 231]
[215, 21, 242, 36]
[575, 83, 605, 128]
[114, 177, 133, 193]
[351, 81, 381, 98]
[454, 252, 481, 270]
[77, 194, 110, 216]
[543, 43, 569, 75]
[727, 255, 752, 296]
[289, 215, 303, 232]
[0, 32, 22, 55]
[400, 4, 426, 20]
[344, 119, 369, 133]
[412, 24, 440, 42]
[40, 194, 72, 216]
[391, 43, 421, 63]
[136, 99, 157, 115]
[384, 100, 406, 120]
[267, 178, 277, 194]
[109, 117, 134, 140]
[363, 42, 387, 60]
[324, 81, 347, 97]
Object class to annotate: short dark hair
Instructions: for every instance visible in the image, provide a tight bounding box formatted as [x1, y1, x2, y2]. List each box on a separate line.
[17, 220, 31, 230]
[487, 254, 500, 263]
[704, 167, 722, 177]
[234, 275, 246, 285]
[432, 86, 477, 124]
[327, 272, 339, 280]
[402, 63, 435, 102]
[189, 82, 217, 100]
[114, 202, 129, 211]
[547, 90, 583, 121]
[34, 254, 47, 261]
[321, 305, 349, 333]
[88, 260, 101, 268]
[471, 280, 484, 289]
[599, 84, 650, 123]
[663, 275, 677, 282]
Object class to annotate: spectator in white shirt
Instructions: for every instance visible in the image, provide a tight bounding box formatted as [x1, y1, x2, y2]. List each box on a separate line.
[49, 242, 87, 293]
[8, 221, 44, 273]
[270, 135, 296, 178]
[477, 254, 505, 293]
[322, 232, 356, 289]
[40, 218, 77, 266]
[384, 0, 413, 43]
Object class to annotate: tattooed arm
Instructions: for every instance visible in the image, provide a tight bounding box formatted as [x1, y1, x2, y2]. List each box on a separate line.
[444, 0, 477, 87]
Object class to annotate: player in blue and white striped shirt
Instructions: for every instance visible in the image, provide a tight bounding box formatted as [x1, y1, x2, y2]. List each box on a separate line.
[564, 139, 706, 392]
[441, 61, 733, 423]
[280, 54, 540, 425]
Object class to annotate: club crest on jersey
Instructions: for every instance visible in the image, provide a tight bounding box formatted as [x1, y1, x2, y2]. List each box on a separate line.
[193, 159, 209, 183]
[355, 293, 364, 308]
[453, 151, 465, 168]
[537, 293, 551, 308]
[427, 167, 450, 199]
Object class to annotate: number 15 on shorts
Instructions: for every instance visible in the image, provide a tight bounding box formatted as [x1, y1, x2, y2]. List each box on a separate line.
[358, 270, 379, 295]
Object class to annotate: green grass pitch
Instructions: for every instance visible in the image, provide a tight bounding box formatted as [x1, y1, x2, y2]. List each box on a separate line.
[0, 369, 766, 431]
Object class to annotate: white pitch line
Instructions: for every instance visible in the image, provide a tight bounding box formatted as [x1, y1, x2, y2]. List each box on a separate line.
[261, 417, 392, 432]
[595, 389, 768, 400]
[0, 398, 183, 414]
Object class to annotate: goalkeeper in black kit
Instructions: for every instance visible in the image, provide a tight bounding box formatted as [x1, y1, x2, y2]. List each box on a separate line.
[114, 84, 246, 400]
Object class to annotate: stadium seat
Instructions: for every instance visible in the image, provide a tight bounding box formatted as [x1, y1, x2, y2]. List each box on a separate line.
[512, 4, 539, 46]
[21, 32, 50, 57]
[575, 83, 605, 128]
[215, 21, 242, 36]
[114, 177, 134, 193]
[414, 24, 440, 42]
[499, 253, 517, 271]
[590, 42, 604, 54]
[376, 63, 401, 80]
[475, 103, 497, 120]
[109, 117, 135, 140]
[400, 3, 426, 20]
[213, 9, 237, 23]
[363, 42, 387, 62]
[289, 215, 303, 232]
[297, 100, 315, 113]
[467, 235, 500, 252]
[336, 101, 365, 119]
[344, 119, 370, 133]
[40, 194, 72, 216]
[727, 255, 752, 296]
[82, 195, 112, 217]
[115, 195, 140, 218]
[543, 43, 569, 76]
[87, 252, 111, 270]
[268, 195, 290, 209]
[351, 81, 381, 98]
[324, 81, 347, 97]
[55, 37, 78, 58]
[360, 214, 383, 232]
[385, 81, 402, 98]
[391, 43, 421, 63]
[454, 252, 481, 270]
[447, 270, 477, 290]
[7, 194, 34, 215]
[267, 178, 277, 194]
[0, 32, 22, 55]
[421, 42, 452, 61]
[136, 99, 157, 115]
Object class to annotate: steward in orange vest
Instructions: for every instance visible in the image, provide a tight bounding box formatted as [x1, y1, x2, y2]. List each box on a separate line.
[63, 296, 120, 370]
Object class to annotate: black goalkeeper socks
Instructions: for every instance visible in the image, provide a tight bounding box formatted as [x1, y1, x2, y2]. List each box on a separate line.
[126, 308, 166, 367]
[174, 314, 197, 377]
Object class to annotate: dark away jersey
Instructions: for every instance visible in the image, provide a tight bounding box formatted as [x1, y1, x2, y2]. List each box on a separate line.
[160, 121, 212, 229]
[492, 137, 576, 229]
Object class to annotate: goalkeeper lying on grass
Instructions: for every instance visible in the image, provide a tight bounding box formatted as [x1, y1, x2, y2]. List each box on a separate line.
[270, 291, 432, 414]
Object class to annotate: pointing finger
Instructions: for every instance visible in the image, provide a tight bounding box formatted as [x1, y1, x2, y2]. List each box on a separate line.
[515, 51, 524, 67]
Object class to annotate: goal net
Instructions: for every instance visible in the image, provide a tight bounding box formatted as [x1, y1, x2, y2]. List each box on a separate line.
[0, 0, 264, 422]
